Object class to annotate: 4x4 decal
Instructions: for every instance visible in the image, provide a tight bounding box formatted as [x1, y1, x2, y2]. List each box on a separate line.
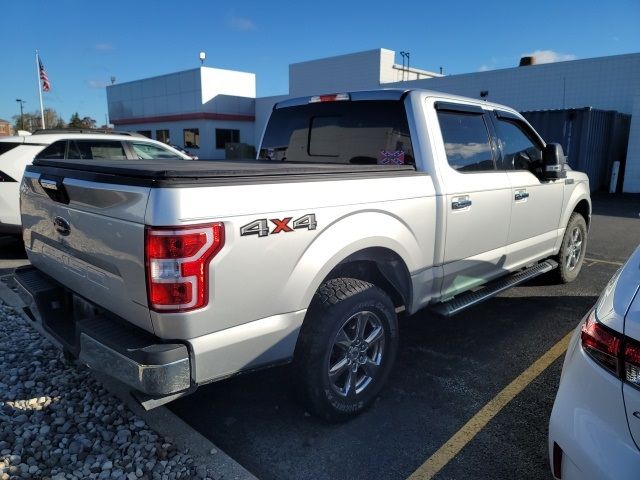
[240, 214, 317, 237]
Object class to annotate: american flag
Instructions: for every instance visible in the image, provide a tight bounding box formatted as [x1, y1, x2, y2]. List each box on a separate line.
[39, 57, 51, 92]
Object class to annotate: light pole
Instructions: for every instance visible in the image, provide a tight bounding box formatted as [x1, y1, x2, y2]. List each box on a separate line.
[199, 51, 206, 65]
[15, 99, 26, 131]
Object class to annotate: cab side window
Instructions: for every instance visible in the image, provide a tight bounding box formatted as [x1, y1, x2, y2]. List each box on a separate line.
[437, 111, 495, 172]
[494, 118, 542, 171]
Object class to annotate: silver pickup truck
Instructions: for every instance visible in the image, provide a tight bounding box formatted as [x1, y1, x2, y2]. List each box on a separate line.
[15, 89, 591, 420]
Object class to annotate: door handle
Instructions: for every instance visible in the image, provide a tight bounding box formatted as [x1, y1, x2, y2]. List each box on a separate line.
[514, 191, 529, 201]
[452, 199, 472, 210]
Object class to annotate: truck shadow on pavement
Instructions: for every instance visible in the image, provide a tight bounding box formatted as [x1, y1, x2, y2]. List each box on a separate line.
[170, 292, 598, 480]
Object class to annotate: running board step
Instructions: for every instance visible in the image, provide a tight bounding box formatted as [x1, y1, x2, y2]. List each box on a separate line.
[431, 259, 558, 317]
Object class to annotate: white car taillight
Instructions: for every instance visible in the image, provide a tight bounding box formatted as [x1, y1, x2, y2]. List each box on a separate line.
[145, 223, 224, 312]
[581, 308, 640, 387]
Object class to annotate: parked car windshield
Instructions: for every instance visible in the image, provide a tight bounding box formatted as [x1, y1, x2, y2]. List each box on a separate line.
[259, 100, 414, 165]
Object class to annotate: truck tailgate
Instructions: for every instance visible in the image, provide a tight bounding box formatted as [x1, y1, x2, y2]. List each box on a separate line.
[20, 169, 153, 333]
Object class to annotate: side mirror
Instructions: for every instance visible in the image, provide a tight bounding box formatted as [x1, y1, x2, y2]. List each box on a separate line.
[543, 143, 566, 179]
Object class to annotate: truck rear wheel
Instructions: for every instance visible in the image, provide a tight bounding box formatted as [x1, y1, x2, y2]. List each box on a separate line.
[294, 277, 398, 422]
[556, 213, 587, 283]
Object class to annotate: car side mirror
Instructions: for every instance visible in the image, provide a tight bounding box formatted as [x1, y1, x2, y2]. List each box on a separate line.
[543, 143, 566, 179]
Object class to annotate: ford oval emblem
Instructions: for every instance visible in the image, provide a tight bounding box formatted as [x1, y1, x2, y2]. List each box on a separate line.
[53, 216, 71, 236]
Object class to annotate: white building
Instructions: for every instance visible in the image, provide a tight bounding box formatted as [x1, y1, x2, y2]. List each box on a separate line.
[107, 67, 255, 159]
[107, 48, 640, 192]
[385, 53, 640, 193]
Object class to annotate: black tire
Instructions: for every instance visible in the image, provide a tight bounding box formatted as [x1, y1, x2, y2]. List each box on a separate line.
[293, 277, 398, 422]
[555, 213, 588, 283]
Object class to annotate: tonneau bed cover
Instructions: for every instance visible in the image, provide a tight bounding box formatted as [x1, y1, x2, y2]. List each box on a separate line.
[29, 158, 417, 186]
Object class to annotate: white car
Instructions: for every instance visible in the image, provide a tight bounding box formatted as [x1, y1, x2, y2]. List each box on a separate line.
[0, 130, 193, 234]
[549, 245, 640, 480]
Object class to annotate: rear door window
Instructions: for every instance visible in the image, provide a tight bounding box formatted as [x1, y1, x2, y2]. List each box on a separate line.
[72, 141, 127, 160]
[437, 111, 495, 172]
[259, 100, 414, 165]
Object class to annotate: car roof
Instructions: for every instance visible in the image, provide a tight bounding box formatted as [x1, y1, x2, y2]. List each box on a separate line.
[0, 132, 166, 146]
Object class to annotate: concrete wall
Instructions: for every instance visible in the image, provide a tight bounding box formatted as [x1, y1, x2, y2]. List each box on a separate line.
[386, 53, 640, 191]
[288, 48, 440, 97]
[108, 69, 201, 121]
[107, 67, 255, 121]
[289, 49, 388, 96]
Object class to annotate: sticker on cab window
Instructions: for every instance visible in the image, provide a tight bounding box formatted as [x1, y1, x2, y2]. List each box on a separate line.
[378, 150, 405, 165]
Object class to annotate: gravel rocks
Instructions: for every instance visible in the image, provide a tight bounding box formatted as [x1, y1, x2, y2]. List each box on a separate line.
[0, 300, 218, 479]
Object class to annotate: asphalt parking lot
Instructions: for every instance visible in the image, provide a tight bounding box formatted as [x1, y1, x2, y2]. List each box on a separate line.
[1, 193, 638, 480]
[169, 193, 639, 480]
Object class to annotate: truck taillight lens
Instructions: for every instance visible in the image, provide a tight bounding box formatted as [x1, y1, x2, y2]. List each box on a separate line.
[145, 223, 224, 312]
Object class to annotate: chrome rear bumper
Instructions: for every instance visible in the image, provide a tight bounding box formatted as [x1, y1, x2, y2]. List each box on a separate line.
[14, 265, 192, 397]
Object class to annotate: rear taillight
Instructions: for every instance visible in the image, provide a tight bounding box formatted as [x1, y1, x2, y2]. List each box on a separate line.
[581, 308, 640, 387]
[581, 309, 622, 375]
[625, 338, 640, 387]
[145, 223, 224, 312]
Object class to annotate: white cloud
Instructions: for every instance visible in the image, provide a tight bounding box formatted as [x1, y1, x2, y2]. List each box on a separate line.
[227, 14, 255, 31]
[95, 43, 114, 52]
[523, 50, 576, 64]
[478, 65, 490, 72]
[87, 80, 109, 89]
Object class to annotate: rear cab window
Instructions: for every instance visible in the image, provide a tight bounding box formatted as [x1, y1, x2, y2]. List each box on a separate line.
[259, 100, 414, 166]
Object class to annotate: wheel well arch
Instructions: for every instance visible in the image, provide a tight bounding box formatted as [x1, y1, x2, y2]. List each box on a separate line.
[573, 199, 591, 228]
[320, 247, 412, 311]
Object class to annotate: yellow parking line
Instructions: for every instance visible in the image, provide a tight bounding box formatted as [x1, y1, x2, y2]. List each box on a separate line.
[407, 331, 573, 480]
[584, 257, 624, 266]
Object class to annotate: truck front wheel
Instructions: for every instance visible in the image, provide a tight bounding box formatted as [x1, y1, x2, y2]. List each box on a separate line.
[294, 277, 398, 422]
[556, 212, 588, 283]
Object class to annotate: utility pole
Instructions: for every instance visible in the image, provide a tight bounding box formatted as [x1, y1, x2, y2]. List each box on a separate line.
[15, 99, 26, 131]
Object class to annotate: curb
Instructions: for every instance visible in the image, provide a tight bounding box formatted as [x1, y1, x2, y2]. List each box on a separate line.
[0, 272, 256, 480]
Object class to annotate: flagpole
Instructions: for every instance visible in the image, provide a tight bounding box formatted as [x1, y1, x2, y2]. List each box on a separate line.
[36, 50, 46, 129]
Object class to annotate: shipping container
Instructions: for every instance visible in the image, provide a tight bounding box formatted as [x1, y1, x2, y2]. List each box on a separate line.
[522, 108, 631, 192]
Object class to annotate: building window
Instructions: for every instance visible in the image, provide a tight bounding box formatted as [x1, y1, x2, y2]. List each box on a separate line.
[156, 129, 170, 144]
[137, 130, 152, 138]
[215, 129, 240, 149]
[183, 128, 200, 148]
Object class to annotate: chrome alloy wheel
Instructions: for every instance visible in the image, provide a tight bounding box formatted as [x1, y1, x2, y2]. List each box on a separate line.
[565, 227, 583, 271]
[327, 310, 385, 397]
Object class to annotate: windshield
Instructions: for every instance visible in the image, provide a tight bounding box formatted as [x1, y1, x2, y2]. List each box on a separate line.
[259, 100, 414, 165]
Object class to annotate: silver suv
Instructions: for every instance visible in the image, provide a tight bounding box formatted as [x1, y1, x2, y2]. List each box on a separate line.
[0, 130, 193, 234]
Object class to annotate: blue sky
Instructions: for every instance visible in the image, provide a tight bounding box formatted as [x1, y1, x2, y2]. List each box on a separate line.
[1, 0, 638, 126]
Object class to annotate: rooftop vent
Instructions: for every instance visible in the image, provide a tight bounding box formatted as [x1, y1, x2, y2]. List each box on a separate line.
[519, 56, 535, 67]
